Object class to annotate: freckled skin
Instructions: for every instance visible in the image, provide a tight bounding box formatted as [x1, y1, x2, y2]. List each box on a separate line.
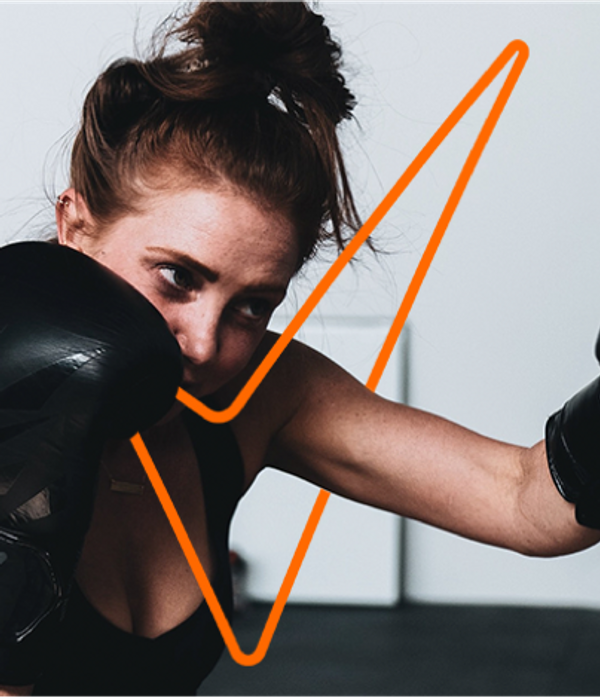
[58, 184, 299, 399]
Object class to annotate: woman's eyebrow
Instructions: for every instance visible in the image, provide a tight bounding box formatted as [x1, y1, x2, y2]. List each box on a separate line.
[145, 246, 288, 295]
[146, 246, 219, 282]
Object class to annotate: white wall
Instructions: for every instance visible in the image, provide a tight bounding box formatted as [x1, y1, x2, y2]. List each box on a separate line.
[318, 3, 600, 607]
[3, 3, 600, 607]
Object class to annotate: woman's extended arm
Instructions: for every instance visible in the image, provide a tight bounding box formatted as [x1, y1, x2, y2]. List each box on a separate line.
[266, 340, 600, 557]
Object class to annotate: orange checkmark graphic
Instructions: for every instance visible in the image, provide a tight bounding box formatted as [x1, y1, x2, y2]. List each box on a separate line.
[131, 39, 529, 666]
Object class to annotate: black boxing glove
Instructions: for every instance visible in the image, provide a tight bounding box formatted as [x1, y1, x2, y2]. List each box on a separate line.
[546, 332, 600, 529]
[0, 241, 182, 684]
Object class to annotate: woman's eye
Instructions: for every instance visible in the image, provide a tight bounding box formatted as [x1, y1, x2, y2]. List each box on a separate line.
[157, 265, 194, 291]
[235, 298, 272, 321]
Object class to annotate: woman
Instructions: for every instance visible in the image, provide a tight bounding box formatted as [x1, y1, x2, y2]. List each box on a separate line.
[0, 2, 599, 695]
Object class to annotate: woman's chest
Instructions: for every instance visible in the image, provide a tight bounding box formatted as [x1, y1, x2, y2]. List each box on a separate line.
[76, 417, 216, 638]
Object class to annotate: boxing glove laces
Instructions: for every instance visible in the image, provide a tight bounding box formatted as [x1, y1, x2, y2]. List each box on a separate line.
[546, 332, 600, 529]
[0, 241, 182, 683]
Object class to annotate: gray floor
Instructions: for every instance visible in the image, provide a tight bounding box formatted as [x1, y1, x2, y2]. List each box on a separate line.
[198, 603, 600, 695]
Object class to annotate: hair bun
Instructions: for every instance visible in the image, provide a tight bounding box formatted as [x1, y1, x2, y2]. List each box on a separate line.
[146, 2, 355, 126]
[87, 60, 160, 148]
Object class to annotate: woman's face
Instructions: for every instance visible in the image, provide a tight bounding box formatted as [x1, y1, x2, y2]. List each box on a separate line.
[58, 185, 299, 397]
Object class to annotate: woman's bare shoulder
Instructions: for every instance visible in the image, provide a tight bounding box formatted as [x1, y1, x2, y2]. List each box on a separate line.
[210, 330, 330, 487]
[214, 330, 322, 409]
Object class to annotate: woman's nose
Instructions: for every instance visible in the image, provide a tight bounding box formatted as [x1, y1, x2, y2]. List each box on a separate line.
[171, 309, 219, 366]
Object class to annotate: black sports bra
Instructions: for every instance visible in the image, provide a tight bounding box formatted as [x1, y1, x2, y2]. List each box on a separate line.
[34, 412, 245, 696]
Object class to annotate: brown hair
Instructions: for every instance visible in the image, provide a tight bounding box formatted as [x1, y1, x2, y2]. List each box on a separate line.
[70, 1, 361, 269]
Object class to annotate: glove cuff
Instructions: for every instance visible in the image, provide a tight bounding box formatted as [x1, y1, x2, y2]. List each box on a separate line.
[0, 529, 66, 684]
[546, 376, 600, 528]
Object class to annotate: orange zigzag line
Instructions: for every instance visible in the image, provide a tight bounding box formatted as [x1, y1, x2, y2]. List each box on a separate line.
[130, 40, 529, 667]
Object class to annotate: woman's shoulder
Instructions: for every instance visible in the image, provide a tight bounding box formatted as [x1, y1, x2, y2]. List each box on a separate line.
[215, 329, 334, 413]
[209, 330, 335, 486]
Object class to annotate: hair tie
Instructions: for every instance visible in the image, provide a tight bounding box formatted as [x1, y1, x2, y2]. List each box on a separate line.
[184, 57, 210, 73]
